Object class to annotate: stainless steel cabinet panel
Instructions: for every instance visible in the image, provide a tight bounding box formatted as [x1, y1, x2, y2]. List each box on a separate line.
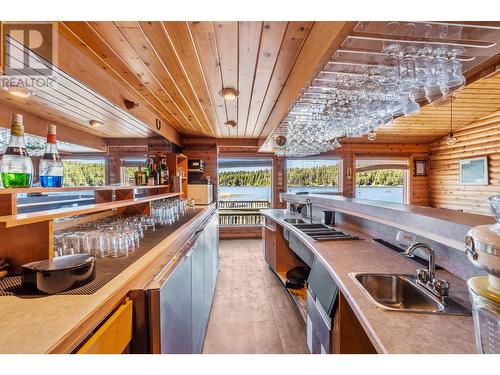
[157, 252, 193, 354]
[191, 236, 206, 354]
[288, 232, 315, 268]
[308, 258, 339, 316]
[307, 290, 332, 354]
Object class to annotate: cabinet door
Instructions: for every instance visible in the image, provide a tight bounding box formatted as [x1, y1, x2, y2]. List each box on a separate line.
[191, 236, 206, 354]
[158, 253, 192, 354]
[263, 227, 277, 270]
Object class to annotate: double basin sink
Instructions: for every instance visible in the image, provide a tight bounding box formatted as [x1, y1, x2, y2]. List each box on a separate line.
[282, 217, 470, 315]
[282, 219, 359, 241]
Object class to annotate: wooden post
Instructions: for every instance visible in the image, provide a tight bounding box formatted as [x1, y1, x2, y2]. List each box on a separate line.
[0, 193, 17, 215]
[0, 220, 53, 274]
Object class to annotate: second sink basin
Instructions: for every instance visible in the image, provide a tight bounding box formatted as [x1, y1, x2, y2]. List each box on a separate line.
[350, 273, 470, 316]
[283, 218, 306, 224]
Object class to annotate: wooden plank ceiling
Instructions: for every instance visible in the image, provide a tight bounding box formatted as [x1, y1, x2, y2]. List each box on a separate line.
[371, 71, 500, 143]
[59, 21, 319, 139]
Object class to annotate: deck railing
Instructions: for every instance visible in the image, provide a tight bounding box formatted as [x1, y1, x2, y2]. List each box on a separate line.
[218, 200, 271, 226]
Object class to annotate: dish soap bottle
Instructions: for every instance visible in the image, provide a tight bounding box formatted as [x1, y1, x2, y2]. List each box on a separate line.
[39, 124, 63, 187]
[1, 113, 33, 188]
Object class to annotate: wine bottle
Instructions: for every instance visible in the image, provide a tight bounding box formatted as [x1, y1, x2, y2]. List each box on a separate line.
[39, 124, 64, 187]
[160, 156, 169, 185]
[151, 164, 160, 186]
[1, 114, 33, 188]
[134, 165, 145, 186]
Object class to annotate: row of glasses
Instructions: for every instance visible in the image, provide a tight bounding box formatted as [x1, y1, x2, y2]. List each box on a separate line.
[53, 198, 186, 259]
[151, 198, 188, 226]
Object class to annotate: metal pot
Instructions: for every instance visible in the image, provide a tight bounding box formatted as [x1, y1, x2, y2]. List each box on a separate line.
[21, 253, 96, 294]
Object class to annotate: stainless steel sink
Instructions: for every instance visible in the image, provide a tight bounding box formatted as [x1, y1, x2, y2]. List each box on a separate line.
[283, 218, 306, 224]
[350, 273, 471, 315]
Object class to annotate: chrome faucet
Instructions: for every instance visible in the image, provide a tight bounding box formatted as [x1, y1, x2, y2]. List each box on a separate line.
[306, 198, 313, 223]
[404, 243, 450, 302]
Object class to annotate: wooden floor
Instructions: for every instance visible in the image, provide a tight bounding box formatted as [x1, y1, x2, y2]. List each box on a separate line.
[203, 239, 309, 354]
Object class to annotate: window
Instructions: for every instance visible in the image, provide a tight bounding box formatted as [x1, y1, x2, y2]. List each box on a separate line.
[217, 158, 273, 226]
[62, 158, 106, 187]
[355, 158, 409, 203]
[286, 159, 342, 194]
[120, 157, 147, 185]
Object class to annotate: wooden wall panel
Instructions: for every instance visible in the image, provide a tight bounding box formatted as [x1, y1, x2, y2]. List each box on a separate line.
[182, 138, 219, 200]
[429, 116, 500, 216]
[409, 155, 430, 206]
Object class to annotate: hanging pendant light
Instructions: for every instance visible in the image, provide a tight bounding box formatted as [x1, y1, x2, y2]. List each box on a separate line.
[445, 96, 457, 146]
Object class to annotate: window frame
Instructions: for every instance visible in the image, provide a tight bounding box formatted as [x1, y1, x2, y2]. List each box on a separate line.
[60, 156, 107, 187]
[120, 157, 147, 185]
[353, 155, 410, 204]
[217, 156, 274, 226]
[284, 156, 343, 195]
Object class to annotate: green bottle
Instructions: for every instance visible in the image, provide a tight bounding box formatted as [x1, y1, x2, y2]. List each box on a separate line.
[1, 114, 33, 188]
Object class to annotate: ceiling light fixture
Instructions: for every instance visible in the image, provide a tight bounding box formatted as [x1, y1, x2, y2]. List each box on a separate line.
[3, 86, 35, 99]
[219, 88, 239, 101]
[445, 96, 457, 146]
[225, 120, 238, 128]
[89, 120, 103, 128]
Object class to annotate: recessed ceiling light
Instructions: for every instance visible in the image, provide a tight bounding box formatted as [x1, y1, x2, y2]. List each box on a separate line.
[219, 88, 239, 101]
[89, 120, 103, 128]
[3, 86, 35, 99]
[225, 120, 237, 128]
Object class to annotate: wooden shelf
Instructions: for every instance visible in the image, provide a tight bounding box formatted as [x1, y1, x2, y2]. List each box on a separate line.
[0, 192, 181, 229]
[0, 184, 171, 195]
[276, 271, 307, 322]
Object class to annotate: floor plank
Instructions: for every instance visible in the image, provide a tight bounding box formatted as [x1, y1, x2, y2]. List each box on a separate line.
[203, 239, 309, 354]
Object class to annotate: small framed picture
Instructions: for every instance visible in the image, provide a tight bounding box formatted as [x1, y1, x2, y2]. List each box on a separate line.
[460, 156, 489, 185]
[413, 159, 427, 177]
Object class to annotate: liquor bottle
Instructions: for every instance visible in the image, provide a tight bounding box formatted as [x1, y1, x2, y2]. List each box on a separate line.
[151, 164, 160, 186]
[0, 114, 33, 188]
[134, 165, 145, 186]
[39, 124, 64, 187]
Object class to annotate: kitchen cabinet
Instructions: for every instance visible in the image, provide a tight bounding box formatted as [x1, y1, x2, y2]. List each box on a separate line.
[131, 210, 219, 354]
[77, 299, 133, 354]
[262, 217, 277, 270]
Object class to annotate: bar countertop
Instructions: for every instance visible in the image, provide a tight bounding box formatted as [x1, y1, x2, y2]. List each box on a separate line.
[261, 208, 477, 354]
[0, 204, 216, 354]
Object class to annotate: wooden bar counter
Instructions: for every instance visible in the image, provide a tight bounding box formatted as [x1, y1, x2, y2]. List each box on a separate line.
[0, 195, 216, 353]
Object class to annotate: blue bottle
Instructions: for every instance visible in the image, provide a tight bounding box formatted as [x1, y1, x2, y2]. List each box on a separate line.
[39, 124, 63, 187]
